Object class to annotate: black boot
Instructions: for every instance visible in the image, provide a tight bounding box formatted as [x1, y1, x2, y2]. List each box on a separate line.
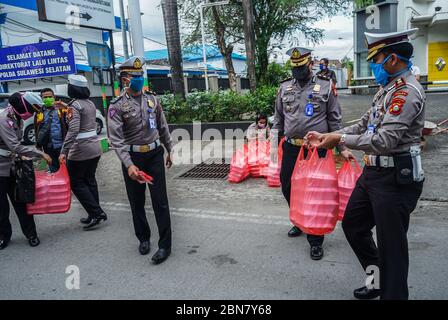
[139, 241, 150, 255]
[83, 213, 108, 231]
[28, 236, 40, 247]
[80, 217, 92, 224]
[288, 226, 303, 237]
[310, 245, 324, 260]
[0, 239, 10, 250]
[151, 248, 171, 265]
[353, 286, 381, 300]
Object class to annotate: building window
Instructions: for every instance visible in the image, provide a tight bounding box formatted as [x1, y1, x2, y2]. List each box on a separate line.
[357, 52, 373, 78]
[93, 69, 112, 86]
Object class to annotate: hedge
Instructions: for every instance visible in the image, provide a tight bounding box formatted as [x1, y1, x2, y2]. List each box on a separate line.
[159, 86, 278, 124]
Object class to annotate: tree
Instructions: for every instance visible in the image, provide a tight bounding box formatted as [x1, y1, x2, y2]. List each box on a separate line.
[242, 0, 257, 91]
[253, 0, 351, 84]
[180, 0, 244, 92]
[180, 0, 352, 87]
[162, 0, 185, 99]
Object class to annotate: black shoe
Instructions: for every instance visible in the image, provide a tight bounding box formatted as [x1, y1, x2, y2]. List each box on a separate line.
[0, 239, 10, 250]
[353, 286, 381, 300]
[82, 213, 107, 231]
[151, 248, 171, 265]
[28, 236, 40, 247]
[288, 226, 303, 237]
[139, 241, 150, 255]
[80, 217, 92, 224]
[310, 245, 324, 260]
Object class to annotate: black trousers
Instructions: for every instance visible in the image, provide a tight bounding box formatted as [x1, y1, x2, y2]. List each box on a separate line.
[122, 146, 172, 250]
[0, 175, 37, 241]
[67, 156, 104, 219]
[342, 167, 423, 300]
[43, 146, 61, 173]
[280, 142, 326, 246]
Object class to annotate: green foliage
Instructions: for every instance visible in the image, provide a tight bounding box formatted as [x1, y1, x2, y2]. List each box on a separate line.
[354, 0, 374, 10]
[259, 62, 291, 87]
[159, 86, 278, 124]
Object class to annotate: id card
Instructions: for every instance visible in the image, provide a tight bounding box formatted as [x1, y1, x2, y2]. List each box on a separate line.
[367, 124, 375, 134]
[305, 103, 314, 117]
[149, 118, 157, 129]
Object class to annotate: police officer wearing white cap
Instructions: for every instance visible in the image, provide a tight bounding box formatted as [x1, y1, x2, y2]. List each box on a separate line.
[0, 92, 52, 250]
[59, 74, 107, 230]
[306, 28, 425, 300]
[273, 47, 349, 261]
[108, 57, 173, 264]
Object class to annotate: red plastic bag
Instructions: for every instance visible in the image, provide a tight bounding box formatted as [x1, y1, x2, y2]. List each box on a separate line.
[248, 139, 270, 177]
[137, 170, 154, 184]
[27, 162, 71, 215]
[248, 138, 261, 177]
[266, 137, 285, 187]
[337, 159, 362, 221]
[228, 145, 250, 183]
[290, 147, 339, 235]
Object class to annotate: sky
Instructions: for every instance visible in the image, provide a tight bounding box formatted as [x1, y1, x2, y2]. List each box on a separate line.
[112, 0, 354, 62]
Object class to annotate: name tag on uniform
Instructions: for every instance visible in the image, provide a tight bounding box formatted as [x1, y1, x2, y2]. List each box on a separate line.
[367, 124, 375, 134]
[149, 118, 157, 129]
[305, 103, 314, 117]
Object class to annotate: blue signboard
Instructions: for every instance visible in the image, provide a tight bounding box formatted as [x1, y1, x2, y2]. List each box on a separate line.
[86, 42, 111, 69]
[0, 39, 76, 82]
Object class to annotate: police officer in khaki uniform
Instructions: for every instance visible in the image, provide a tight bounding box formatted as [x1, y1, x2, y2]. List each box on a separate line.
[108, 57, 173, 265]
[0, 92, 52, 250]
[59, 75, 107, 230]
[272, 47, 351, 260]
[306, 29, 425, 300]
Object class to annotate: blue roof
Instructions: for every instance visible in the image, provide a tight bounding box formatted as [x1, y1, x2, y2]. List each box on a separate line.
[117, 45, 246, 63]
[0, 0, 122, 29]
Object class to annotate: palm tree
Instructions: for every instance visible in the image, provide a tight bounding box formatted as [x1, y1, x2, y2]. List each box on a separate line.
[161, 0, 185, 99]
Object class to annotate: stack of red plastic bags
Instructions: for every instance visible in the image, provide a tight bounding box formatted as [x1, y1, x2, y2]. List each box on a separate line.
[228, 144, 250, 183]
[289, 146, 363, 235]
[266, 138, 285, 187]
[27, 162, 72, 215]
[228, 138, 285, 185]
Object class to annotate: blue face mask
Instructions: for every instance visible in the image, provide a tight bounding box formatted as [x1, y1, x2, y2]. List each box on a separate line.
[319, 64, 326, 71]
[129, 76, 144, 92]
[370, 54, 412, 86]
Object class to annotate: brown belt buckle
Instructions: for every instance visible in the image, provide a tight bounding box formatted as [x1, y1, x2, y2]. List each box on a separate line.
[363, 154, 370, 166]
[139, 145, 151, 152]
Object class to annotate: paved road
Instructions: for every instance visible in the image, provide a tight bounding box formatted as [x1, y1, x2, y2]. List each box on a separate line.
[0, 93, 447, 300]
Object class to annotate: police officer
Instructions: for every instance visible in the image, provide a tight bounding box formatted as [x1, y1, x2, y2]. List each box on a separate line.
[0, 92, 52, 250]
[59, 75, 107, 230]
[317, 58, 337, 84]
[272, 47, 351, 260]
[306, 29, 425, 299]
[108, 57, 173, 265]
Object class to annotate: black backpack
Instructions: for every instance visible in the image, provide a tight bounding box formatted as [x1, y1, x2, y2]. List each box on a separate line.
[37, 111, 54, 147]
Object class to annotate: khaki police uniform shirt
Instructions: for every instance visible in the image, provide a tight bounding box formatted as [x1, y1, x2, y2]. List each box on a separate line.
[273, 75, 343, 140]
[107, 90, 173, 169]
[0, 106, 43, 177]
[61, 99, 102, 161]
[339, 70, 425, 155]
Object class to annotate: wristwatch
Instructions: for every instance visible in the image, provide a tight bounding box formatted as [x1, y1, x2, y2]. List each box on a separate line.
[339, 133, 347, 145]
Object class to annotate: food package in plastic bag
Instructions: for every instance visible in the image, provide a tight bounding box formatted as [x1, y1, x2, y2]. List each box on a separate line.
[266, 137, 285, 187]
[27, 162, 71, 215]
[290, 147, 339, 235]
[337, 159, 362, 221]
[228, 145, 250, 183]
[247, 138, 261, 177]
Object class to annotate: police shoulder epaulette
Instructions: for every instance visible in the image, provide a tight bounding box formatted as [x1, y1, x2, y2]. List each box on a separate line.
[316, 73, 331, 81]
[280, 77, 293, 84]
[144, 90, 157, 96]
[110, 95, 123, 104]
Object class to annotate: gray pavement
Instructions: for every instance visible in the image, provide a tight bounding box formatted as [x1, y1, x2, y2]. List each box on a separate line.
[0, 93, 447, 300]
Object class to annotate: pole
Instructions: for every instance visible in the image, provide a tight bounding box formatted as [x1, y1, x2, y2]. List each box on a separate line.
[128, 0, 148, 90]
[199, 4, 209, 91]
[119, 0, 129, 60]
[242, 0, 256, 92]
[109, 30, 119, 97]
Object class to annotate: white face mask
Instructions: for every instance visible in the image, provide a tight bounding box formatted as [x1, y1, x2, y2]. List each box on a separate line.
[257, 123, 266, 129]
